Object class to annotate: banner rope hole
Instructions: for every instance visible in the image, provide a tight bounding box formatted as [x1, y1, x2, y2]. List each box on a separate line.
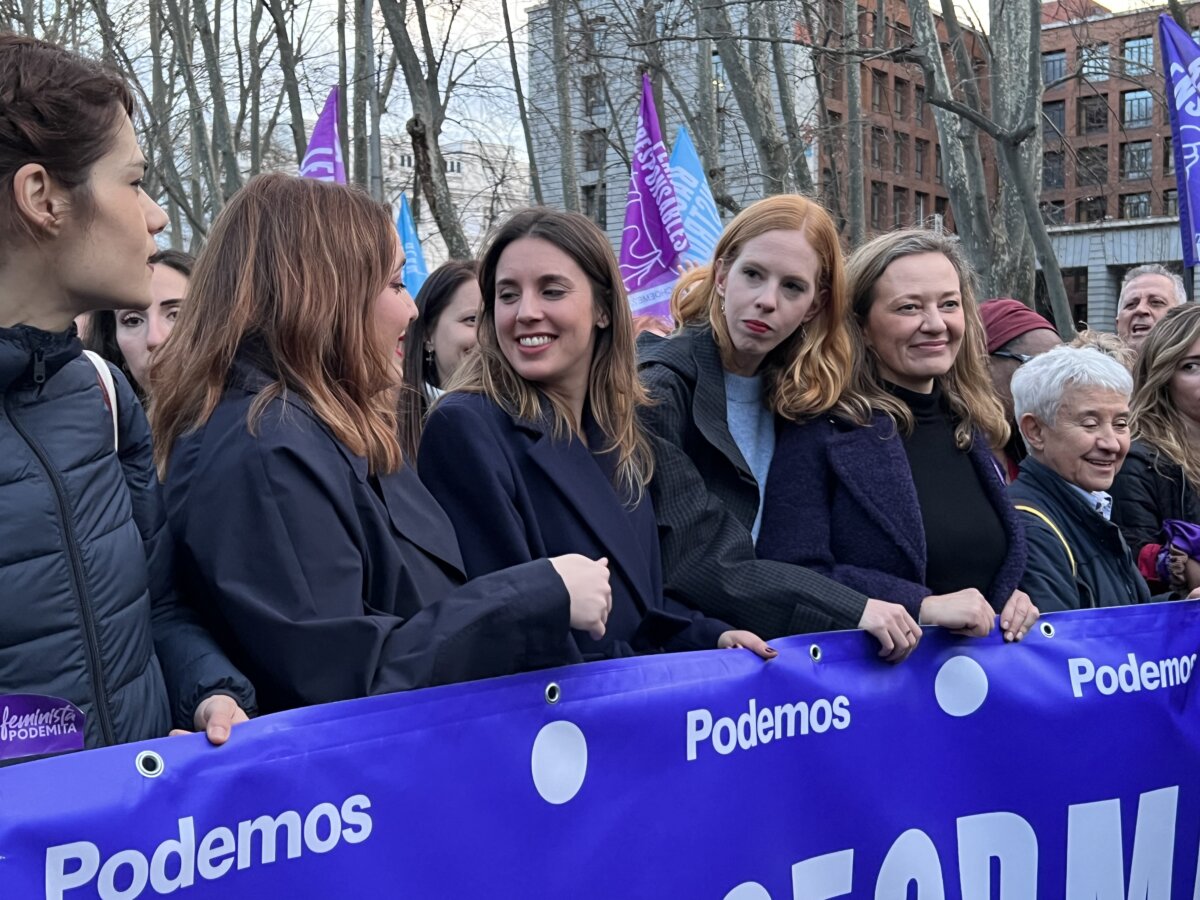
[544, 682, 561, 704]
[135, 750, 164, 778]
[1040, 622, 1056, 638]
[809, 644, 822, 662]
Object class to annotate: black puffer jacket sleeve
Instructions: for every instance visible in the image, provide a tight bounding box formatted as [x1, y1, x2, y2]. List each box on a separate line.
[1111, 446, 1167, 558]
[112, 368, 257, 728]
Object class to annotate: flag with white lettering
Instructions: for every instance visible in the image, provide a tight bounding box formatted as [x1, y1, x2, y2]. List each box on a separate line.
[299, 88, 346, 184]
[668, 126, 723, 266]
[396, 194, 428, 297]
[1159, 14, 1200, 266]
[3, 602, 1199, 898]
[618, 74, 689, 318]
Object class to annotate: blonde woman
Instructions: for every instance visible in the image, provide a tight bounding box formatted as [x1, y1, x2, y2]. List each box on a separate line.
[761, 229, 1037, 642]
[638, 195, 921, 661]
[1114, 304, 1200, 592]
[418, 208, 772, 661]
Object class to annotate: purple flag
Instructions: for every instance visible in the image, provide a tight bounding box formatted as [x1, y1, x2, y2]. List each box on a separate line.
[1160, 15, 1200, 267]
[619, 74, 689, 318]
[300, 88, 346, 184]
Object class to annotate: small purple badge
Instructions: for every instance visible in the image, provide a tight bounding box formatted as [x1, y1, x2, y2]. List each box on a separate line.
[0, 694, 85, 761]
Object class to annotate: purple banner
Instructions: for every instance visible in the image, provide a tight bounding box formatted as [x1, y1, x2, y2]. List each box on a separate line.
[0, 694, 84, 762]
[619, 74, 689, 318]
[1159, 15, 1200, 267]
[299, 88, 346, 185]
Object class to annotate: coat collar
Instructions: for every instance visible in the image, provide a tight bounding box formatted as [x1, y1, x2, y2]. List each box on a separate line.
[521, 405, 656, 602]
[689, 327, 753, 475]
[826, 417, 927, 574]
[0, 324, 81, 392]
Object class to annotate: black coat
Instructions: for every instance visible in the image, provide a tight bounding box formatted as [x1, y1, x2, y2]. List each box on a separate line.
[163, 361, 573, 714]
[0, 325, 254, 751]
[637, 325, 868, 638]
[418, 392, 728, 657]
[758, 413, 1027, 615]
[1111, 440, 1200, 569]
[1009, 457, 1151, 611]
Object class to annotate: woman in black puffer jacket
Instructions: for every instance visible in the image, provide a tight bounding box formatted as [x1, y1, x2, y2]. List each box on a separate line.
[0, 34, 254, 762]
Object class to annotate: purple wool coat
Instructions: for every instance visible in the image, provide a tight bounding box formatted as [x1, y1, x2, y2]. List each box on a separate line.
[757, 413, 1027, 616]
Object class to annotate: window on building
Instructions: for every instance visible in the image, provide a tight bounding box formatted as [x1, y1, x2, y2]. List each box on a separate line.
[1042, 50, 1067, 85]
[1043, 150, 1065, 188]
[1165, 138, 1175, 175]
[915, 191, 929, 222]
[1040, 200, 1066, 225]
[1078, 95, 1108, 133]
[871, 70, 886, 112]
[583, 75, 605, 118]
[935, 144, 943, 183]
[935, 196, 948, 218]
[870, 181, 886, 229]
[1121, 140, 1152, 180]
[443, 158, 463, 174]
[871, 127, 887, 168]
[399, 153, 414, 169]
[1043, 100, 1066, 136]
[1122, 90, 1153, 128]
[1076, 195, 1108, 222]
[581, 182, 607, 229]
[893, 187, 908, 227]
[1076, 145, 1108, 185]
[583, 129, 606, 171]
[1122, 36, 1153, 75]
[1120, 192, 1151, 218]
[915, 85, 926, 123]
[893, 132, 908, 174]
[914, 139, 927, 177]
[1080, 44, 1110, 81]
[1165, 189, 1179, 216]
[712, 52, 727, 97]
[826, 59, 844, 99]
[894, 78, 908, 117]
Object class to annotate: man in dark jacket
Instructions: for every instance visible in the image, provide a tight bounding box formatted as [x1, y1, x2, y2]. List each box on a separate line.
[1008, 346, 1198, 611]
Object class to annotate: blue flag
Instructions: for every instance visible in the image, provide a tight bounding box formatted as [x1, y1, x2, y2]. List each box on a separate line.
[1159, 14, 1200, 267]
[396, 194, 429, 296]
[668, 126, 723, 266]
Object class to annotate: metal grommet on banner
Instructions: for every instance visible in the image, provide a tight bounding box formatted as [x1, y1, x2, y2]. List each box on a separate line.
[809, 644, 822, 662]
[544, 682, 561, 704]
[1040, 621, 1055, 638]
[135, 750, 165, 779]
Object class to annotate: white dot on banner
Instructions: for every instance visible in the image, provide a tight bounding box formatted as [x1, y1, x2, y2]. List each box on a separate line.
[723, 883, 773, 900]
[531, 720, 588, 805]
[934, 656, 989, 717]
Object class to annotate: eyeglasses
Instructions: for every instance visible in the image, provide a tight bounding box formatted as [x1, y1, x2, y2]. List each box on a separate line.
[990, 350, 1034, 364]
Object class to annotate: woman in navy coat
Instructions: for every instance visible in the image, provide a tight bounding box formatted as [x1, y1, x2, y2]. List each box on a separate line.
[151, 176, 612, 714]
[758, 229, 1037, 642]
[419, 208, 773, 661]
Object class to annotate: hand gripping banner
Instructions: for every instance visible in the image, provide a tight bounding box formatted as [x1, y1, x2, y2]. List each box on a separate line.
[2, 602, 1199, 899]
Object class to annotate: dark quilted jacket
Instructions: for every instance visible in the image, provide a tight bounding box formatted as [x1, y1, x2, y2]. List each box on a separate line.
[0, 324, 254, 752]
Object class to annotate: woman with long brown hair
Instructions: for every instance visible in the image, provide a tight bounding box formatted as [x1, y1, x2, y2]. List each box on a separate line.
[1114, 303, 1200, 592]
[418, 208, 772, 661]
[761, 228, 1036, 642]
[152, 174, 612, 713]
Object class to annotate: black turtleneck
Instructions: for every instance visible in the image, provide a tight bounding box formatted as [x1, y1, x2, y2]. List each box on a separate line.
[889, 382, 1008, 598]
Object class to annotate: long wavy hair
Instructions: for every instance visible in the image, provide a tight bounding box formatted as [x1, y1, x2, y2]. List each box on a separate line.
[151, 173, 402, 476]
[449, 207, 654, 501]
[669, 194, 867, 423]
[1131, 303, 1200, 491]
[846, 229, 1009, 449]
[398, 259, 478, 458]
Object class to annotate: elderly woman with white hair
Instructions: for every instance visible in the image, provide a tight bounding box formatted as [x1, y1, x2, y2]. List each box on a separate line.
[1008, 346, 1200, 611]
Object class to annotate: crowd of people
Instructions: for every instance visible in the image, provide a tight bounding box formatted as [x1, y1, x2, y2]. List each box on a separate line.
[3, 35, 1200, 762]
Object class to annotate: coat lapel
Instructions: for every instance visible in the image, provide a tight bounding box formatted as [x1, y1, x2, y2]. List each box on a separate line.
[826, 422, 927, 574]
[376, 466, 468, 576]
[524, 420, 654, 607]
[690, 329, 753, 476]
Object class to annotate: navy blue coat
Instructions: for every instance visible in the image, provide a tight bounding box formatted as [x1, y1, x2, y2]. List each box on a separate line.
[0, 324, 254, 752]
[418, 391, 729, 658]
[164, 361, 573, 713]
[758, 414, 1027, 616]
